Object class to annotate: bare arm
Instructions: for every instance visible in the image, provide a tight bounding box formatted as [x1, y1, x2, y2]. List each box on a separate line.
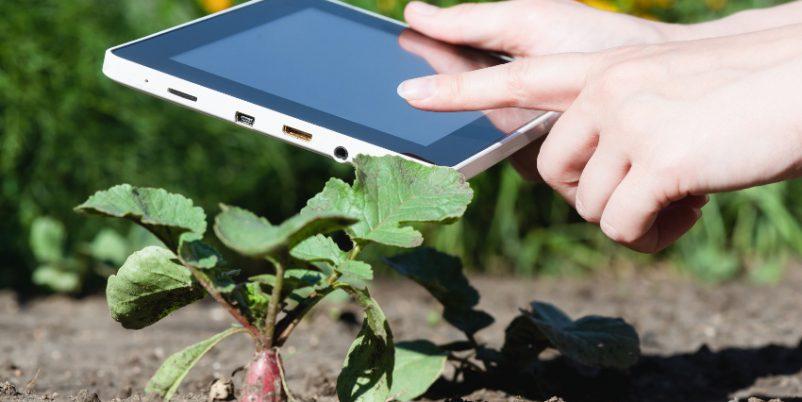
[670, 1, 802, 40]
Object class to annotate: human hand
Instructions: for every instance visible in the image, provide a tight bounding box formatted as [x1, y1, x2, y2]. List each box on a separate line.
[397, 25, 802, 252]
[398, 29, 549, 180]
[403, 0, 678, 180]
[403, 0, 675, 57]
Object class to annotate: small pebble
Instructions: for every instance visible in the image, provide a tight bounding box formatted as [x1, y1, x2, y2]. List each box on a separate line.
[209, 377, 234, 401]
[0, 381, 19, 396]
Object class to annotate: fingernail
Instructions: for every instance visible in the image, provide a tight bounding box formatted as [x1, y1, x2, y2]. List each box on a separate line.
[397, 77, 436, 100]
[407, 1, 439, 15]
[692, 208, 702, 219]
[600, 220, 619, 240]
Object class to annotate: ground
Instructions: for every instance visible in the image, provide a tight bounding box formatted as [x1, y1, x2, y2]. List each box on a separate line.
[2, 266, 802, 402]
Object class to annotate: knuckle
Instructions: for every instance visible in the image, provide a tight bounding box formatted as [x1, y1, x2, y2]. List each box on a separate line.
[536, 148, 562, 186]
[505, 61, 534, 107]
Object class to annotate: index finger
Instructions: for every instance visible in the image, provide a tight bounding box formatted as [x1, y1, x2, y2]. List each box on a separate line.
[397, 53, 596, 112]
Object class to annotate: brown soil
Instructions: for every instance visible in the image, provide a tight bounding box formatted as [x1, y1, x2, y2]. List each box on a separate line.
[2, 267, 802, 402]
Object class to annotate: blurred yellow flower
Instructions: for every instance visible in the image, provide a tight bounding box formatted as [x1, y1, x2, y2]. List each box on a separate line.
[201, 0, 233, 14]
[705, 0, 727, 11]
[378, 0, 399, 14]
[581, 0, 619, 12]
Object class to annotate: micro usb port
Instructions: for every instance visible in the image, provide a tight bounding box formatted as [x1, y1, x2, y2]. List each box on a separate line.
[235, 112, 255, 126]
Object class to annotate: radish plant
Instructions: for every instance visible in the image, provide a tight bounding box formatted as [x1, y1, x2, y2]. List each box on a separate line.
[76, 155, 640, 402]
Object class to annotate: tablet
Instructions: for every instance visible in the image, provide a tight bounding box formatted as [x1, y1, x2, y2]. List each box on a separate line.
[103, 0, 557, 178]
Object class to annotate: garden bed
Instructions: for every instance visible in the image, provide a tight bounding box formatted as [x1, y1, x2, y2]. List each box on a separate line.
[2, 267, 802, 402]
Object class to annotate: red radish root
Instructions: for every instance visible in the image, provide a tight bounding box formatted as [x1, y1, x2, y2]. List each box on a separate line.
[241, 349, 284, 402]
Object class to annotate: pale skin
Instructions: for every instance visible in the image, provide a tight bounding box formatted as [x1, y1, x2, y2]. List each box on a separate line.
[397, 0, 802, 253]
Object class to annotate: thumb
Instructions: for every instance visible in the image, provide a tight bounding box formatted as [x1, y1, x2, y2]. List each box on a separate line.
[397, 53, 596, 112]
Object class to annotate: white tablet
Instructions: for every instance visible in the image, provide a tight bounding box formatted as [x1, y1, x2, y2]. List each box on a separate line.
[103, 0, 557, 178]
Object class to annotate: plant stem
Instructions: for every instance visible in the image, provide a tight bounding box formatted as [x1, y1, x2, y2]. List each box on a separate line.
[273, 241, 363, 346]
[347, 243, 361, 260]
[263, 256, 285, 348]
[274, 288, 332, 346]
[183, 264, 260, 341]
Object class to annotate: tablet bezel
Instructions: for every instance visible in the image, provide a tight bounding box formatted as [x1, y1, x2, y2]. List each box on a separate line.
[111, 0, 517, 166]
[103, 0, 557, 173]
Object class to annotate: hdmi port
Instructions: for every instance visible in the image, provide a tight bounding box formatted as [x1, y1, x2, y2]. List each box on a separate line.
[282, 125, 313, 142]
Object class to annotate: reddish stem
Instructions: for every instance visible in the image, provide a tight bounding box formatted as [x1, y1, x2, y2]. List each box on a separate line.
[240, 348, 285, 402]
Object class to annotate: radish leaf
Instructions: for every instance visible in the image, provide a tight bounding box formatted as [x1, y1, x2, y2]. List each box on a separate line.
[75, 184, 206, 250]
[146, 326, 246, 400]
[390, 340, 447, 401]
[214, 204, 356, 258]
[303, 155, 473, 248]
[106, 246, 204, 329]
[517, 302, 641, 369]
[337, 287, 394, 402]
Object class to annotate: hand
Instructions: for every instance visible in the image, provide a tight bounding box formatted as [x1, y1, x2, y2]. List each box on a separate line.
[403, 0, 673, 57]
[403, 0, 678, 180]
[397, 25, 802, 253]
[398, 29, 549, 180]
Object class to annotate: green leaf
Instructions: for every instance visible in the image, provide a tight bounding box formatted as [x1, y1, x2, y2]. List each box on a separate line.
[75, 184, 206, 250]
[87, 229, 130, 265]
[336, 260, 373, 290]
[243, 282, 271, 327]
[32, 264, 82, 293]
[390, 340, 447, 401]
[303, 155, 473, 248]
[290, 234, 347, 266]
[29, 217, 66, 263]
[106, 246, 205, 329]
[525, 302, 640, 369]
[178, 233, 222, 270]
[385, 248, 493, 336]
[214, 204, 356, 258]
[146, 327, 246, 400]
[337, 288, 394, 402]
[250, 268, 328, 306]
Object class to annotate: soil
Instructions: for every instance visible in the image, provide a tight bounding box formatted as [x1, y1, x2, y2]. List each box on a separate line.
[3, 267, 802, 402]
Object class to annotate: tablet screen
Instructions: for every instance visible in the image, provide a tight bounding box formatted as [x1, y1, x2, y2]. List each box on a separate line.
[112, 0, 542, 166]
[173, 7, 478, 147]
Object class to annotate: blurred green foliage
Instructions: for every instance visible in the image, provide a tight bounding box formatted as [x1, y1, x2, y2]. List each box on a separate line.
[0, 0, 795, 292]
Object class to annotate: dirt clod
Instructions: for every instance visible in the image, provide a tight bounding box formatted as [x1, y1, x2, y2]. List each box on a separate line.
[73, 389, 101, 402]
[209, 377, 235, 401]
[1, 381, 19, 396]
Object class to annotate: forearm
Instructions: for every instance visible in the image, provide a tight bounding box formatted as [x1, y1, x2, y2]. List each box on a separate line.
[661, 1, 802, 41]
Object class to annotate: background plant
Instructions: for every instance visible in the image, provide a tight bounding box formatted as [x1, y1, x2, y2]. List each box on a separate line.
[2, 0, 796, 294]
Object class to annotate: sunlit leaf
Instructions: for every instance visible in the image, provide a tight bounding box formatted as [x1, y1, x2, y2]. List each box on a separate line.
[75, 184, 206, 250]
[106, 246, 204, 329]
[178, 233, 221, 270]
[146, 326, 246, 400]
[337, 287, 394, 402]
[214, 204, 356, 258]
[390, 340, 447, 401]
[303, 155, 473, 247]
[290, 234, 347, 266]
